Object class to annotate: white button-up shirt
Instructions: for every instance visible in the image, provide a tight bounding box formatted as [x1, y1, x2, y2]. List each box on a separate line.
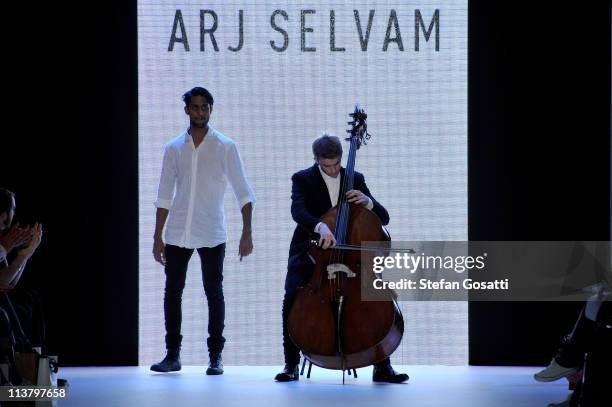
[319, 166, 341, 210]
[155, 127, 256, 248]
[314, 166, 372, 233]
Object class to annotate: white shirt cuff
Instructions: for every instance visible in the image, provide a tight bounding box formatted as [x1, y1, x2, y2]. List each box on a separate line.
[239, 197, 255, 210]
[154, 198, 173, 209]
[314, 222, 323, 234]
[0, 244, 6, 262]
[365, 196, 374, 210]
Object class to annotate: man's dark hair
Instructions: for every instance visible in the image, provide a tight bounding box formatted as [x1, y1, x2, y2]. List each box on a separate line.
[0, 188, 15, 215]
[312, 134, 343, 160]
[183, 87, 214, 107]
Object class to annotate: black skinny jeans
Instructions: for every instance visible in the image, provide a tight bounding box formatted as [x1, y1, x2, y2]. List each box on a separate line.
[163, 243, 226, 354]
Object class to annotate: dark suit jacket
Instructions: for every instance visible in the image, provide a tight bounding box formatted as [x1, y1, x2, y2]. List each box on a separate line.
[288, 164, 389, 267]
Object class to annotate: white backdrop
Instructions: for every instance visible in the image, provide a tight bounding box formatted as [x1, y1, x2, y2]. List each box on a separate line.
[138, 0, 467, 366]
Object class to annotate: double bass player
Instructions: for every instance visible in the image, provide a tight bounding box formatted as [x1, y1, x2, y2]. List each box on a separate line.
[275, 134, 409, 383]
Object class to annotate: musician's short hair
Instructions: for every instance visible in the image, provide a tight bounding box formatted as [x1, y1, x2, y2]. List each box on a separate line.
[182, 87, 214, 107]
[312, 134, 343, 160]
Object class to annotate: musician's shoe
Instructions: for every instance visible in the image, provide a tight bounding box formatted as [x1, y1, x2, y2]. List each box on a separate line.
[547, 393, 573, 407]
[274, 364, 299, 382]
[206, 353, 224, 375]
[534, 359, 578, 382]
[150, 349, 181, 372]
[372, 362, 409, 383]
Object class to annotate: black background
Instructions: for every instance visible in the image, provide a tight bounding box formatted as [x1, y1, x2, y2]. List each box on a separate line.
[1, 1, 609, 366]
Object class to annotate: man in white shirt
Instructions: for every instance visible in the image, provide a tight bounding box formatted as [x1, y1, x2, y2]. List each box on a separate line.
[151, 87, 256, 375]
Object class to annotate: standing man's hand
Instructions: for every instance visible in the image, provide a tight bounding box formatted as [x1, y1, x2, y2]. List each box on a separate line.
[239, 230, 253, 261]
[153, 236, 166, 266]
[0, 223, 32, 253]
[238, 202, 253, 261]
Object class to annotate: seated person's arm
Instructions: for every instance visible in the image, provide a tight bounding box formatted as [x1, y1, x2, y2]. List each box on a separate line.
[0, 253, 30, 288]
[0, 223, 42, 289]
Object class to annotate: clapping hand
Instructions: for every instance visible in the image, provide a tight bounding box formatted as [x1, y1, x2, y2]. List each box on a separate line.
[0, 223, 32, 253]
[17, 223, 42, 258]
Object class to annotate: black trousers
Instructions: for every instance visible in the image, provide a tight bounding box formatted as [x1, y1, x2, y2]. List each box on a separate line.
[556, 305, 595, 368]
[282, 254, 314, 366]
[0, 293, 30, 352]
[8, 288, 45, 350]
[164, 243, 226, 354]
[580, 301, 612, 407]
[282, 253, 391, 369]
[0, 307, 15, 353]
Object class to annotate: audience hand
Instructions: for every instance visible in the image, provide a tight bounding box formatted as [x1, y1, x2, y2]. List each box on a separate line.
[0, 223, 32, 253]
[17, 223, 42, 258]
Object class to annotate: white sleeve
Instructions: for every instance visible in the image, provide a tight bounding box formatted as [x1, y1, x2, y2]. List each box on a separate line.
[225, 142, 256, 209]
[0, 243, 6, 263]
[155, 145, 177, 209]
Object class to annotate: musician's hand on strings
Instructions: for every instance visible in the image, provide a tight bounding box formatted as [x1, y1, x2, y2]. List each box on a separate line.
[318, 223, 336, 250]
[345, 190, 371, 207]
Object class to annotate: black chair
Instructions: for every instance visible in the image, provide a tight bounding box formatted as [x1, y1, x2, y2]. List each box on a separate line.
[300, 356, 358, 379]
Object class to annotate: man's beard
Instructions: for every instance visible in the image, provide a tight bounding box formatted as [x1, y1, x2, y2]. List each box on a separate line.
[191, 119, 208, 128]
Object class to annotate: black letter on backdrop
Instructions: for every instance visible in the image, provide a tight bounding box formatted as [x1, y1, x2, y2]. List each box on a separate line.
[169, 9, 190, 51]
[415, 9, 439, 51]
[301, 10, 316, 52]
[270, 10, 289, 52]
[330, 10, 346, 52]
[200, 10, 219, 52]
[228, 10, 244, 52]
[354, 10, 375, 51]
[383, 9, 404, 51]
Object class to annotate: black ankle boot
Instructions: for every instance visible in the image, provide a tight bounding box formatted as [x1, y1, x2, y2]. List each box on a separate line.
[372, 360, 409, 383]
[274, 364, 299, 382]
[150, 349, 181, 372]
[206, 353, 224, 375]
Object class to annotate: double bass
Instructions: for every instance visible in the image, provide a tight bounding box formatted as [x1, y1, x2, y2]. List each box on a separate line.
[288, 106, 404, 378]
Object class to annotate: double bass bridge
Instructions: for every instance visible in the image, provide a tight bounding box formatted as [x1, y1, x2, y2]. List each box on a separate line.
[326, 263, 356, 279]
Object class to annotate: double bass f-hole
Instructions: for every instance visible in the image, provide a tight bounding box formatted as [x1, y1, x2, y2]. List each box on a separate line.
[327, 263, 356, 279]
